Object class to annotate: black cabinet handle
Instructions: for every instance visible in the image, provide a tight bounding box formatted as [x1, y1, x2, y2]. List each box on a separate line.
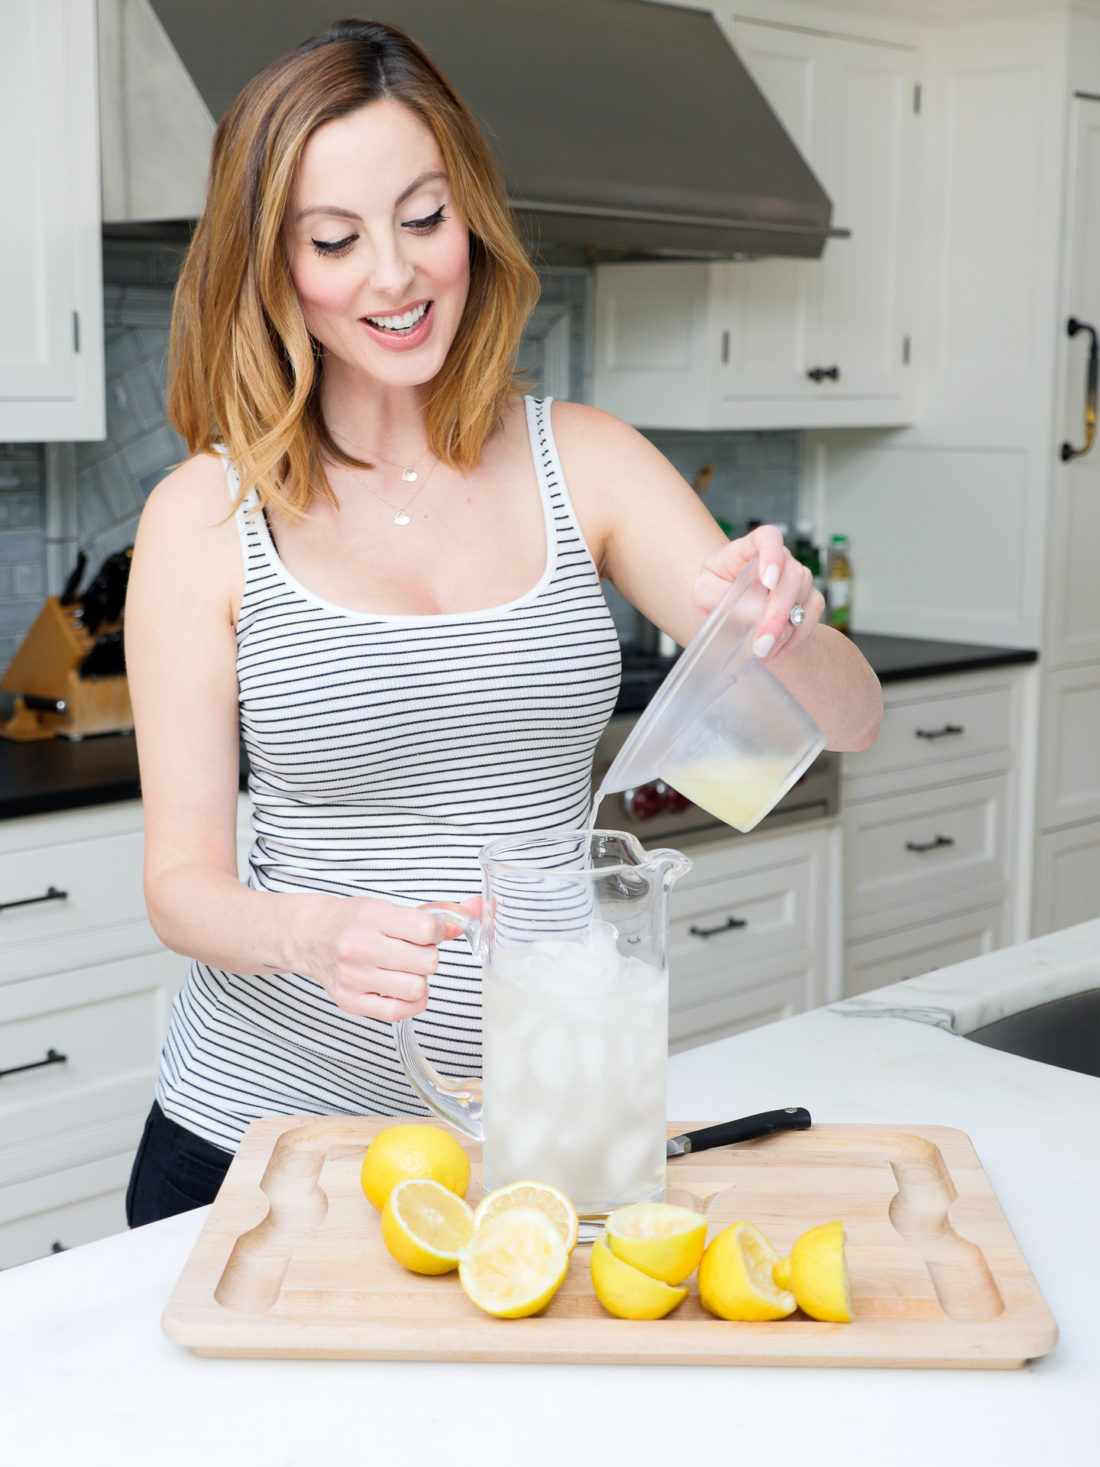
[0, 1048, 68, 1081]
[50, 1242, 67, 1254]
[0, 884, 68, 914]
[905, 835, 955, 854]
[806, 365, 840, 382]
[689, 916, 748, 939]
[915, 723, 963, 740]
[1060, 316, 1098, 461]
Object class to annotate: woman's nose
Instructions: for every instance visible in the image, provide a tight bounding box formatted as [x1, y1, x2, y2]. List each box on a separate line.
[367, 237, 416, 300]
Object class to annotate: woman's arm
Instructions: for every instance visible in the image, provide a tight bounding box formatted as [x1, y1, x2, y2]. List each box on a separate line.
[125, 455, 445, 1020]
[552, 402, 882, 752]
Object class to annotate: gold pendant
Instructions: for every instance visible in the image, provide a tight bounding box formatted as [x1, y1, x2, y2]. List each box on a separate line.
[401, 467, 417, 482]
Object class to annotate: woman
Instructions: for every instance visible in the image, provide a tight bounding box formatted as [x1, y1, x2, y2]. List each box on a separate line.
[123, 18, 881, 1226]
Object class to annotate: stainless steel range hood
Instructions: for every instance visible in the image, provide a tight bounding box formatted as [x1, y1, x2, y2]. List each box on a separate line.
[123, 0, 838, 260]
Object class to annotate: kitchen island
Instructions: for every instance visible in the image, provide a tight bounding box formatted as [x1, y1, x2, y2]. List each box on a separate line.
[1, 922, 1094, 1467]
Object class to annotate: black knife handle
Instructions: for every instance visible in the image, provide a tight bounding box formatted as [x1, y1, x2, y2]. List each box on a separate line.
[679, 1107, 811, 1154]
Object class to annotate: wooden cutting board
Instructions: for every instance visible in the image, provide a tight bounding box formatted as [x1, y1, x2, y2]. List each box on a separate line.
[161, 1117, 1058, 1368]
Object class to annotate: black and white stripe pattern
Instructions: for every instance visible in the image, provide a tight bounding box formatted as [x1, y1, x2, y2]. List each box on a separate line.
[157, 398, 622, 1150]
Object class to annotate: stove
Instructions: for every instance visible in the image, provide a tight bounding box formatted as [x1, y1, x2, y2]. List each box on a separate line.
[595, 647, 841, 845]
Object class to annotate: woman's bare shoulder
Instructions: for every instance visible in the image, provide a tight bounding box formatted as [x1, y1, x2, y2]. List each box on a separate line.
[139, 449, 235, 534]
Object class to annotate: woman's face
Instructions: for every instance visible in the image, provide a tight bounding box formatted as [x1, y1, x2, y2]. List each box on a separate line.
[287, 98, 471, 391]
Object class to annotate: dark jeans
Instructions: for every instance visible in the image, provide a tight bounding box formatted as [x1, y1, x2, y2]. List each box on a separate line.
[125, 1101, 234, 1227]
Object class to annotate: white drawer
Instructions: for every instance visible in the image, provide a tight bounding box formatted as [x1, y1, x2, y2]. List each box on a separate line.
[843, 773, 1008, 919]
[0, 949, 182, 1181]
[0, 1152, 130, 1267]
[670, 962, 816, 1053]
[843, 902, 1009, 998]
[0, 805, 153, 981]
[847, 678, 1013, 785]
[670, 855, 812, 972]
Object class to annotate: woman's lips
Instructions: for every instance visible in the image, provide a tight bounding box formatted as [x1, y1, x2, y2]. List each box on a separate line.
[359, 300, 434, 352]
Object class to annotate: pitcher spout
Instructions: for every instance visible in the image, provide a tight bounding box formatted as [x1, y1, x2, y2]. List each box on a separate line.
[646, 848, 693, 888]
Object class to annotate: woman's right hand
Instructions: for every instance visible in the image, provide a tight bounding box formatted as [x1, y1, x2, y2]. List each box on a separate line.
[299, 896, 452, 1021]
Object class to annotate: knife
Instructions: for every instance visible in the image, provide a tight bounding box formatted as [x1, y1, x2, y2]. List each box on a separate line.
[666, 1106, 811, 1158]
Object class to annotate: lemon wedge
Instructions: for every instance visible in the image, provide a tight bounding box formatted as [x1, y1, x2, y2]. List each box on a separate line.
[360, 1124, 471, 1213]
[698, 1220, 797, 1321]
[459, 1207, 569, 1318]
[590, 1235, 690, 1319]
[380, 1177, 474, 1275]
[781, 1220, 852, 1323]
[604, 1202, 707, 1285]
[473, 1180, 579, 1252]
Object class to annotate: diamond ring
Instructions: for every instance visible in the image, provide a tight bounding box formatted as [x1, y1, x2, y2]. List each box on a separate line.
[789, 602, 806, 627]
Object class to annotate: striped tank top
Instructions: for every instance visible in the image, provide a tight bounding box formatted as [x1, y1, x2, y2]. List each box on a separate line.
[156, 397, 622, 1151]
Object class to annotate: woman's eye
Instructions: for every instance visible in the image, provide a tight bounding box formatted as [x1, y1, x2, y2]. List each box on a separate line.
[310, 234, 357, 258]
[403, 206, 448, 234]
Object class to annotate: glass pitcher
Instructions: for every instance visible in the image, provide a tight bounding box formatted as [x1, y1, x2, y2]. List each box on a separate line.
[395, 830, 691, 1219]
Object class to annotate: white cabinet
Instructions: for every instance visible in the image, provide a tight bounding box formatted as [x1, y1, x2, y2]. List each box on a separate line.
[841, 667, 1029, 997]
[0, 802, 183, 1267]
[0, 0, 104, 441]
[668, 823, 834, 1051]
[593, 15, 919, 430]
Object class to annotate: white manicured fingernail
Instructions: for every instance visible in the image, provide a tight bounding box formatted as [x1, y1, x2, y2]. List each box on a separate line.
[762, 564, 780, 590]
[753, 633, 775, 659]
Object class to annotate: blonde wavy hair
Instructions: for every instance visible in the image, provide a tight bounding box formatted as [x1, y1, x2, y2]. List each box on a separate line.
[168, 17, 540, 517]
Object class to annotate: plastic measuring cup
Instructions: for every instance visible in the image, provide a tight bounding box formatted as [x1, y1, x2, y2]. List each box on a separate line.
[599, 558, 826, 832]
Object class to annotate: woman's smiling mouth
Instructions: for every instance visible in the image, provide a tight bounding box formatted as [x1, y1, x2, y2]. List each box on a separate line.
[359, 300, 434, 349]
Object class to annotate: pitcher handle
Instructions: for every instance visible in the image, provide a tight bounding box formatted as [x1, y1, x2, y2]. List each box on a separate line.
[394, 905, 484, 1141]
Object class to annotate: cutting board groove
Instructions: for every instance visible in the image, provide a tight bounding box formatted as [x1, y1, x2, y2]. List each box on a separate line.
[161, 1118, 1057, 1368]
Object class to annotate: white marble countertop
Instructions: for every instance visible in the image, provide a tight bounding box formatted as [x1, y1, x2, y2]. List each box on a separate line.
[2, 924, 1098, 1467]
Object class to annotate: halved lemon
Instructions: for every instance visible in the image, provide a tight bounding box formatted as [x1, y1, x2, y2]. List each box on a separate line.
[590, 1235, 690, 1320]
[380, 1177, 475, 1275]
[697, 1220, 797, 1322]
[458, 1207, 569, 1318]
[472, 1180, 579, 1252]
[605, 1202, 707, 1285]
[778, 1220, 851, 1323]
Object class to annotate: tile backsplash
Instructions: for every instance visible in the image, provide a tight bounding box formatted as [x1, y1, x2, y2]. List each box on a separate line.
[1, 239, 803, 677]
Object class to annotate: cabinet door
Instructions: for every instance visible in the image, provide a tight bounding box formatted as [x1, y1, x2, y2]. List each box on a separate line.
[815, 36, 915, 401]
[0, 0, 103, 439]
[712, 22, 824, 406]
[1033, 822, 1100, 935]
[1049, 96, 1100, 667]
[592, 262, 712, 428]
[1036, 665, 1100, 830]
[714, 20, 917, 427]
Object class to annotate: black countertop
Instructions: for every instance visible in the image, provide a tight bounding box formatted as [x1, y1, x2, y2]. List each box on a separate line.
[0, 633, 1038, 821]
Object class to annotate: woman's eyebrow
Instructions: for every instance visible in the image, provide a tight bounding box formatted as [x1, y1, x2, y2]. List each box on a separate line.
[294, 170, 448, 224]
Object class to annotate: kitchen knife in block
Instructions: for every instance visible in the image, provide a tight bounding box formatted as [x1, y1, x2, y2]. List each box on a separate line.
[666, 1106, 811, 1157]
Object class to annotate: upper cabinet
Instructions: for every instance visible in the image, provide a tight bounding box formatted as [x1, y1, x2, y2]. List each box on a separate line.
[0, 0, 104, 441]
[593, 14, 920, 431]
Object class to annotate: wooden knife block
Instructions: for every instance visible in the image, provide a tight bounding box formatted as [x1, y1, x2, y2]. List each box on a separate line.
[0, 597, 133, 741]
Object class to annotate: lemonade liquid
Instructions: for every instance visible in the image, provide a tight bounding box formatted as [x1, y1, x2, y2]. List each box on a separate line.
[481, 932, 668, 1216]
[659, 756, 795, 832]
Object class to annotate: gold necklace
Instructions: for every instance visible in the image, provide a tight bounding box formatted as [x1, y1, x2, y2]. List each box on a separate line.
[356, 454, 441, 525]
[334, 431, 431, 483]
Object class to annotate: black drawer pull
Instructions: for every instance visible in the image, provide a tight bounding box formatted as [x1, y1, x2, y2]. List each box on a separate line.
[0, 884, 69, 914]
[905, 835, 955, 854]
[806, 365, 840, 382]
[50, 1241, 67, 1254]
[915, 723, 964, 740]
[0, 1047, 68, 1081]
[689, 916, 748, 939]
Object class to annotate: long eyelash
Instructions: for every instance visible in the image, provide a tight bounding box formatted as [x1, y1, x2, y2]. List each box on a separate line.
[404, 206, 448, 234]
[311, 235, 357, 258]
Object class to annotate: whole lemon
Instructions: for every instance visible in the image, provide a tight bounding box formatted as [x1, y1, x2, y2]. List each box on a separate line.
[360, 1123, 471, 1212]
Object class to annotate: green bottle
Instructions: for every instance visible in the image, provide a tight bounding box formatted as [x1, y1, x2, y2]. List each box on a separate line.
[827, 534, 853, 634]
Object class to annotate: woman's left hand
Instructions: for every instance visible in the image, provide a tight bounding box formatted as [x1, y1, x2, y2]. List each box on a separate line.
[693, 524, 824, 662]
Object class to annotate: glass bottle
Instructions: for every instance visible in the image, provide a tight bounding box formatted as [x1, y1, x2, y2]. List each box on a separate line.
[826, 534, 853, 634]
